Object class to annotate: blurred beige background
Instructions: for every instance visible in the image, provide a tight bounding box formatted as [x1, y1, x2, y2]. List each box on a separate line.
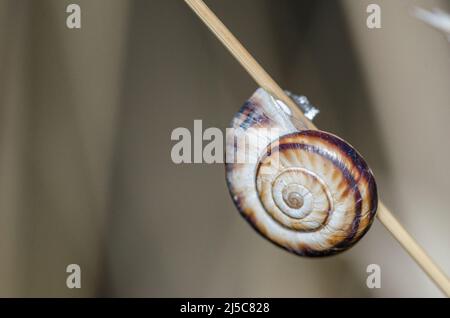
[0, 0, 449, 297]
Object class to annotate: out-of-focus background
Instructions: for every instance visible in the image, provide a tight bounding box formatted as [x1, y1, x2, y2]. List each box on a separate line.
[0, 0, 449, 297]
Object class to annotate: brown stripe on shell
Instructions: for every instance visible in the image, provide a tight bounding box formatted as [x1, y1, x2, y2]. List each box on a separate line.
[233, 99, 273, 130]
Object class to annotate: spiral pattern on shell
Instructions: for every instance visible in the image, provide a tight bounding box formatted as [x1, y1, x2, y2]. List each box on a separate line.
[226, 89, 378, 256]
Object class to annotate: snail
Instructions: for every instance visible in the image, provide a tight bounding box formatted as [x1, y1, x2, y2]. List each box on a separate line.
[225, 88, 378, 256]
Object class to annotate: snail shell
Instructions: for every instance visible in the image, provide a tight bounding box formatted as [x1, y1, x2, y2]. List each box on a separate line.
[225, 89, 378, 256]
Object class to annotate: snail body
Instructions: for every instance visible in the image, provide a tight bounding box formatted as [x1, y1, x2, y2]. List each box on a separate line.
[225, 89, 378, 256]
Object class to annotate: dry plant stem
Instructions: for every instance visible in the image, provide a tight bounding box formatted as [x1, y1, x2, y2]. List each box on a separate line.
[184, 0, 315, 130]
[184, 0, 450, 296]
[377, 203, 450, 296]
